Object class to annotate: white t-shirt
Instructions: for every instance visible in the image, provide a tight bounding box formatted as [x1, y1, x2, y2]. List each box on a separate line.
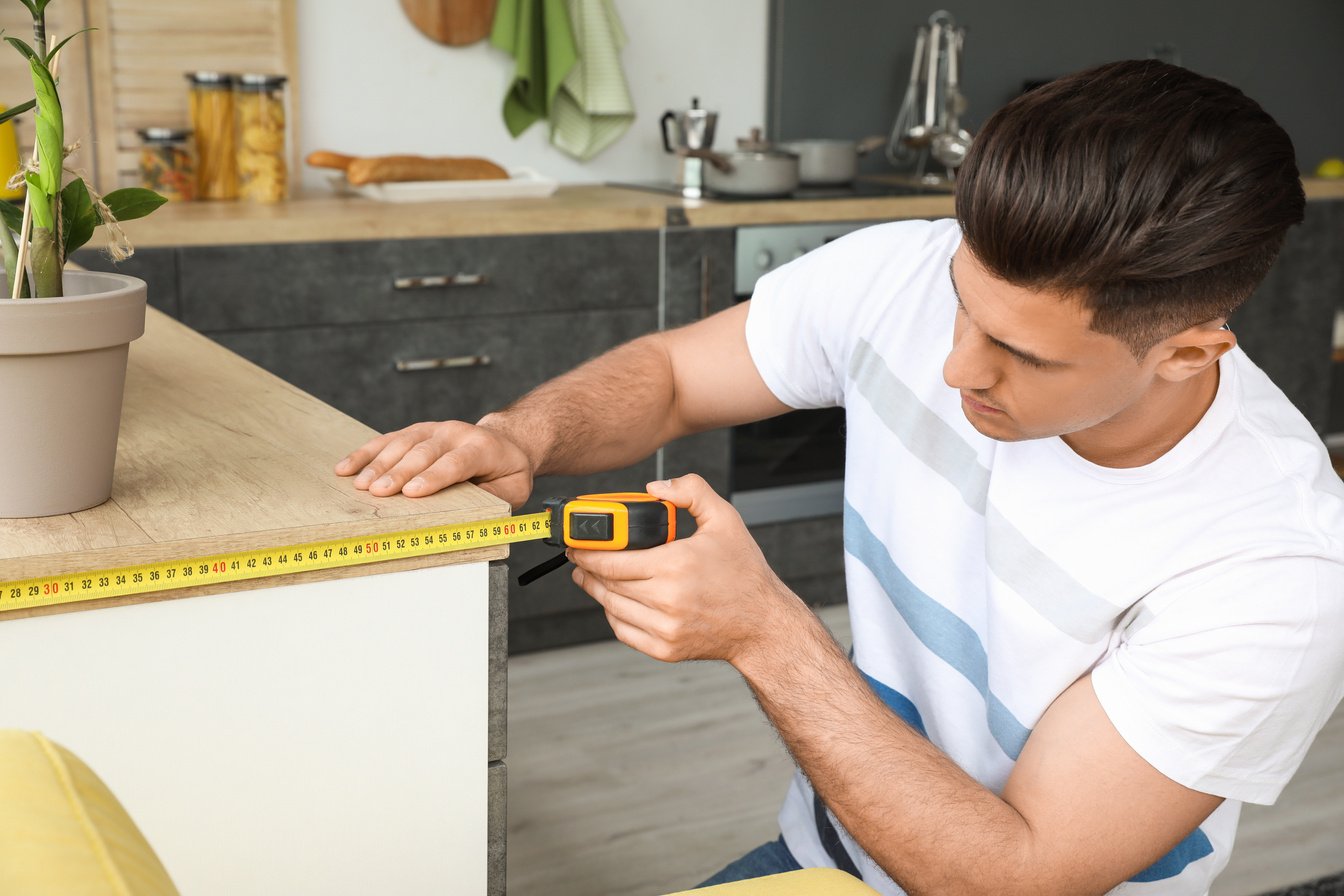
[744, 218, 1344, 895]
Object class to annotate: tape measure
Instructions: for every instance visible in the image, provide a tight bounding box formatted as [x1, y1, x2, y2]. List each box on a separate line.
[0, 492, 675, 615]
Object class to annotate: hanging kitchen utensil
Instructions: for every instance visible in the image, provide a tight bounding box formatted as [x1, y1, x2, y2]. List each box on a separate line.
[886, 25, 929, 165]
[885, 10, 970, 181]
[931, 28, 973, 168]
[400, 0, 498, 46]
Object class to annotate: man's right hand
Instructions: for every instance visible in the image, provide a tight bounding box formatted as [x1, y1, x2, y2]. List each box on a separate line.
[334, 419, 536, 509]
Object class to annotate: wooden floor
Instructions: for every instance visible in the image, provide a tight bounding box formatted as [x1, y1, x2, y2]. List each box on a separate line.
[508, 604, 1344, 896]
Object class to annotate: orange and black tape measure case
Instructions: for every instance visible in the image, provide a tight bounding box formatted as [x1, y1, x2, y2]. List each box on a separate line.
[543, 492, 676, 551]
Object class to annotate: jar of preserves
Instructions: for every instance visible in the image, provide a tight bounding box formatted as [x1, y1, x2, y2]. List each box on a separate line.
[235, 73, 288, 202]
[136, 127, 194, 201]
[186, 71, 236, 200]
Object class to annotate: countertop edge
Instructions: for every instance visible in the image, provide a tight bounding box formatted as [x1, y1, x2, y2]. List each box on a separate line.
[108, 179, 1344, 249]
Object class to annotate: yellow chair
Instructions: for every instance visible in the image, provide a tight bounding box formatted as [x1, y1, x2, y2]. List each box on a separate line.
[0, 730, 179, 896]
[664, 868, 881, 895]
[0, 727, 878, 896]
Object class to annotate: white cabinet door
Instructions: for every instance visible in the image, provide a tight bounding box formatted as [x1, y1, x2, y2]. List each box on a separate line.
[0, 562, 488, 896]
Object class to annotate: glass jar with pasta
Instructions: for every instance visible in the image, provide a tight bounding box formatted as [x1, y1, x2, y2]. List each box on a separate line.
[136, 127, 195, 201]
[235, 73, 288, 203]
[186, 71, 237, 200]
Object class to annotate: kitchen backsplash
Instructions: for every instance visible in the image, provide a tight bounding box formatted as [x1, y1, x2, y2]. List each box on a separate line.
[768, 0, 1344, 177]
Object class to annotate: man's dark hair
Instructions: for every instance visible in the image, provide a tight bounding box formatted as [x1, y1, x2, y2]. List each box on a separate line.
[956, 59, 1305, 357]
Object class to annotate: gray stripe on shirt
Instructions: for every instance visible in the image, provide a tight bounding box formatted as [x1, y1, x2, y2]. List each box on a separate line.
[850, 338, 989, 512]
[985, 503, 1121, 643]
[850, 338, 1118, 643]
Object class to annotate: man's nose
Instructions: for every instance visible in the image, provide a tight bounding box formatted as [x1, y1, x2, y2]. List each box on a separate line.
[943, 327, 998, 392]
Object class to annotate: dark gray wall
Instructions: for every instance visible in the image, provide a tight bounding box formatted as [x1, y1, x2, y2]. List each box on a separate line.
[767, 0, 1344, 177]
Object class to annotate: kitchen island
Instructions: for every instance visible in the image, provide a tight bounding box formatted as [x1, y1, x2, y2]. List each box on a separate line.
[0, 309, 511, 895]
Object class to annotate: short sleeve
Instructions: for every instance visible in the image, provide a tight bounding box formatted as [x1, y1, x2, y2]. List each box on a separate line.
[1092, 556, 1344, 805]
[744, 218, 960, 411]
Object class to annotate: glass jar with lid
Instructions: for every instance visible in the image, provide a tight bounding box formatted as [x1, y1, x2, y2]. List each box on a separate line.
[136, 127, 194, 201]
[234, 73, 288, 202]
[186, 71, 237, 199]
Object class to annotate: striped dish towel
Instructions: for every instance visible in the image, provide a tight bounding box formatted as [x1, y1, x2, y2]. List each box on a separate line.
[548, 0, 635, 160]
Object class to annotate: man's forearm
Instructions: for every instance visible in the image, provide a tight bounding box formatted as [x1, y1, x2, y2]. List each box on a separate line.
[739, 598, 1040, 896]
[476, 333, 684, 478]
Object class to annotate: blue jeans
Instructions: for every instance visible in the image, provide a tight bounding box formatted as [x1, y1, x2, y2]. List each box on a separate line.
[698, 836, 803, 887]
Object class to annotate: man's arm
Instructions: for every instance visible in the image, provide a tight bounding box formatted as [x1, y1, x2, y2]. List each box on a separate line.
[743, 603, 1222, 895]
[569, 476, 1223, 895]
[334, 301, 789, 506]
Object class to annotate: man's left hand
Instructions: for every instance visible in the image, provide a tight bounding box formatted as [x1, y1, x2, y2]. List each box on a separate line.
[568, 474, 800, 665]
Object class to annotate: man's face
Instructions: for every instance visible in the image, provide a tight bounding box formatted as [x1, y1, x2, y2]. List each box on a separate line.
[943, 247, 1162, 444]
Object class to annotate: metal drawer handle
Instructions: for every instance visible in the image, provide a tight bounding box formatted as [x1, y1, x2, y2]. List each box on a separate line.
[393, 273, 487, 290]
[394, 355, 493, 372]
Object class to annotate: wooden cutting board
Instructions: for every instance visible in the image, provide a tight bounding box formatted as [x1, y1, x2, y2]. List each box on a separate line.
[400, 0, 498, 46]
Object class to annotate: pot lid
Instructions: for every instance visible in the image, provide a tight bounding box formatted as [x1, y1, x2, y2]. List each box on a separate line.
[735, 126, 773, 152]
[732, 127, 797, 159]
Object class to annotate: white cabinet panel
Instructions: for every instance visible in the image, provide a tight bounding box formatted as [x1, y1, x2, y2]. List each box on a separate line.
[0, 562, 487, 895]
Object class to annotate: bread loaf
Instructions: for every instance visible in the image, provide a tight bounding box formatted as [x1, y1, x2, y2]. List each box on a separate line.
[305, 150, 358, 171]
[345, 155, 509, 185]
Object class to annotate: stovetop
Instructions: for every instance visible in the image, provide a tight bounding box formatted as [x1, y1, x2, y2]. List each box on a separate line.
[606, 178, 954, 202]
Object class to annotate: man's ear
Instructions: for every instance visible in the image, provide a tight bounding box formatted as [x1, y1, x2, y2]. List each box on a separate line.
[1151, 321, 1237, 382]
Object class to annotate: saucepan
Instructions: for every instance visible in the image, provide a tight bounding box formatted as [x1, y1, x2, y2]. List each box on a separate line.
[779, 135, 888, 185]
[679, 128, 801, 197]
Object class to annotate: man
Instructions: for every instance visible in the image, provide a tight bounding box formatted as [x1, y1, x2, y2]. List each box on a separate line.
[336, 60, 1344, 894]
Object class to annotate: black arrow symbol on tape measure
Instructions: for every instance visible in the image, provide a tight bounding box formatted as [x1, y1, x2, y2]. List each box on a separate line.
[575, 516, 605, 538]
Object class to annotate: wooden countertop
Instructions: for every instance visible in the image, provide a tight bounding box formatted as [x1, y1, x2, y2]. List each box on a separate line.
[112, 178, 1344, 248]
[0, 308, 510, 621]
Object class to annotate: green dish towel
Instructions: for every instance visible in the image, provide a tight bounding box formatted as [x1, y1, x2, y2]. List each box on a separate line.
[491, 0, 634, 161]
[491, 0, 577, 138]
[550, 0, 634, 160]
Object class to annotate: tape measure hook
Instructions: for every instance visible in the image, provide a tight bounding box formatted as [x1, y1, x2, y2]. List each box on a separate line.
[517, 550, 569, 587]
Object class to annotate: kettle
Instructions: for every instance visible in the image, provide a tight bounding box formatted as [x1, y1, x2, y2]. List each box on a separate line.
[660, 98, 718, 197]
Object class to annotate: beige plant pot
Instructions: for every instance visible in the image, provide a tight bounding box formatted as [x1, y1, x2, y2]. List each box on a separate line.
[0, 271, 147, 518]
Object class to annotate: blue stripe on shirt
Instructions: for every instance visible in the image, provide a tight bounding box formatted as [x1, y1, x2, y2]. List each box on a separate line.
[861, 671, 927, 736]
[1129, 828, 1214, 882]
[845, 500, 1031, 759]
[845, 502, 1212, 885]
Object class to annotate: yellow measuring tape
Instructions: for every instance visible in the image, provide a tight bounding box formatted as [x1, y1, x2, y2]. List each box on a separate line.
[0, 511, 551, 614]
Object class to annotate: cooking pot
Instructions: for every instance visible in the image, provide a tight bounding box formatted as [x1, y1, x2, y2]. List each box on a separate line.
[681, 128, 800, 197]
[779, 135, 887, 185]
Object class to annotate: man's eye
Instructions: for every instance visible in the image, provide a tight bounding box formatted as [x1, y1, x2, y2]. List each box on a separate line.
[1015, 354, 1050, 371]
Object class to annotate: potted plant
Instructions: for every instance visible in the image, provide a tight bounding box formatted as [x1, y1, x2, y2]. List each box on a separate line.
[0, 0, 165, 517]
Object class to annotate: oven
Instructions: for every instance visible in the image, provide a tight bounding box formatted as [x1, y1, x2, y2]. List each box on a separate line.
[729, 222, 869, 525]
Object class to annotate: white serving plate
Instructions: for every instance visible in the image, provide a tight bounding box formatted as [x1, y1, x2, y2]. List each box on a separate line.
[328, 167, 558, 202]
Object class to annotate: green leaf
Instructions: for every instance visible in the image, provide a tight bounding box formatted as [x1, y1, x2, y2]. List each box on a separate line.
[46, 28, 92, 65]
[23, 172, 52, 230]
[4, 34, 40, 64]
[0, 200, 22, 235]
[0, 98, 35, 125]
[15, 0, 40, 19]
[60, 178, 97, 257]
[26, 54, 62, 205]
[100, 188, 168, 223]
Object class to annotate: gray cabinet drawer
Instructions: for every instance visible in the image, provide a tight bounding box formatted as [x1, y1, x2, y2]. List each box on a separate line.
[211, 307, 657, 432]
[178, 231, 659, 332]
